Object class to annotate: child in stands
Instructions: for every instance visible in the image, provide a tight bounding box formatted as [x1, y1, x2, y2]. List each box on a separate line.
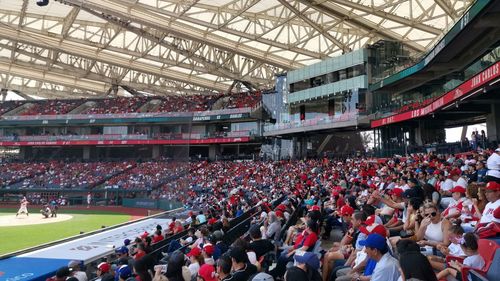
[436, 232, 485, 281]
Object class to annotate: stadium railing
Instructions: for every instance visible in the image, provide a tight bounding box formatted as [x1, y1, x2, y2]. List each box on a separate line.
[1, 107, 252, 121]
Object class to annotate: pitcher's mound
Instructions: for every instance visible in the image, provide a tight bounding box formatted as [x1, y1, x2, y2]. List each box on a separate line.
[0, 214, 73, 227]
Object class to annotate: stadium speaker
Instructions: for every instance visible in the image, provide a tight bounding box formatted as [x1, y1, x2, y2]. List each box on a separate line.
[37, 0, 49, 6]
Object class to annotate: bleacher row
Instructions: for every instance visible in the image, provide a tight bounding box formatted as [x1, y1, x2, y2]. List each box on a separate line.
[0, 92, 262, 116]
[0, 160, 186, 191]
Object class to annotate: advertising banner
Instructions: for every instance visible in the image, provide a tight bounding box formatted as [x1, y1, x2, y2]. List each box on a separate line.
[0, 137, 250, 147]
[371, 61, 500, 128]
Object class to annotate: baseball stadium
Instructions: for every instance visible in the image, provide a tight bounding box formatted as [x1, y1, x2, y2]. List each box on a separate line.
[0, 0, 499, 281]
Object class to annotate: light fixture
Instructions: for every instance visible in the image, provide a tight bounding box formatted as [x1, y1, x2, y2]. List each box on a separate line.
[37, 0, 49, 6]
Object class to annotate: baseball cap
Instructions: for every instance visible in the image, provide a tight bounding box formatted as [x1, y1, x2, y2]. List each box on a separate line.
[495, 148, 500, 152]
[309, 205, 320, 211]
[68, 260, 80, 268]
[450, 186, 466, 194]
[115, 246, 129, 254]
[433, 170, 442, 175]
[198, 264, 217, 281]
[186, 246, 202, 257]
[359, 233, 387, 251]
[360, 224, 387, 237]
[450, 168, 462, 176]
[203, 243, 215, 256]
[123, 239, 131, 246]
[293, 250, 320, 271]
[276, 204, 287, 211]
[97, 262, 111, 273]
[364, 215, 376, 226]
[251, 272, 274, 281]
[118, 265, 133, 279]
[140, 231, 149, 239]
[339, 205, 354, 216]
[389, 188, 404, 197]
[486, 181, 500, 191]
[403, 188, 419, 199]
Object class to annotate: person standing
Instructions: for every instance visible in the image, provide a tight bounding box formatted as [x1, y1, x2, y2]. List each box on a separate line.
[16, 196, 29, 217]
[87, 192, 92, 208]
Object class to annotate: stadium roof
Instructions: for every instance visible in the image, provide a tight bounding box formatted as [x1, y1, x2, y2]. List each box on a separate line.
[0, 0, 474, 99]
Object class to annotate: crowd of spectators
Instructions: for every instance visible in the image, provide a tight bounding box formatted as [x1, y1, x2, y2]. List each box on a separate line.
[83, 97, 150, 115]
[0, 162, 48, 187]
[22, 100, 83, 115]
[13, 161, 133, 189]
[0, 92, 262, 117]
[154, 95, 220, 113]
[46, 147, 500, 281]
[222, 92, 262, 109]
[104, 161, 188, 190]
[0, 100, 25, 115]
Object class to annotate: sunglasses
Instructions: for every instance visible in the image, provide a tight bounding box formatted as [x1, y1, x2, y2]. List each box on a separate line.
[424, 212, 437, 217]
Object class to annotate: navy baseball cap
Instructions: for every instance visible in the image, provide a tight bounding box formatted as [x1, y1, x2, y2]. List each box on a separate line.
[359, 233, 387, 251]
[293, 250, 320, 270]
[115, 246, 129, 254]
[118, 265, 133, 279]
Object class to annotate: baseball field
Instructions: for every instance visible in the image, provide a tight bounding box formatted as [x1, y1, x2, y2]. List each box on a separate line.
[0, 207, 138, 256]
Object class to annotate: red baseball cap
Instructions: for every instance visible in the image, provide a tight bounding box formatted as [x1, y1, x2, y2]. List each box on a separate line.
[450, 186, 466, 194]
[389, 188, 404, 197]
[364, 215, 376, 226]
[198, 264, 217, 281]
[275, 210, 284, 218]
[203, 243, 215, 256]
[339, 205, 354, 216]
[208, 218, 218, 225]
[486, 181, 500, 191]
[360, 224, 387, 237]
[309, 205, 320, 211]
[97, 262, 110, 273]
[276, 204, 287, 212]
[186, 247, 202, 257]
[450, 168, 462, 176]
[433, 170, 442, 175]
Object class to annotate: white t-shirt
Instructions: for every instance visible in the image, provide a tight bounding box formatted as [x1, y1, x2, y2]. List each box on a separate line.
[371, 252, 401, 281]
[486, 153, 500, 178]
[441, 179, 454, 192]
[188, 262, 200, 276]
[454, 177, 468, 189]
[480, 199, 500, 224]
[464, 254, 485, 269]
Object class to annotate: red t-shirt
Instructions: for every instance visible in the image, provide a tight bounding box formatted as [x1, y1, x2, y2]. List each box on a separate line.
[294, 231, 318, 250]
[152, 234, 164, 243]
[134, 249, 146, 260]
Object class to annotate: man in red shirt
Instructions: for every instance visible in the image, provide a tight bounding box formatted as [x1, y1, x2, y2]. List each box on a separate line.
[270, 220, 319, 278]
[152, 230, 164, 243]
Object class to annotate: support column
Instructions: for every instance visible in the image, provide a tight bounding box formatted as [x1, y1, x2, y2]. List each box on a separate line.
[1, 89, 7, 102]
[152, 145, 160, 159]
[208, 144, 220, 161]
[19, 146, 33, 160]
[486, 104, 500, 145]
[83, 146, 90, 160]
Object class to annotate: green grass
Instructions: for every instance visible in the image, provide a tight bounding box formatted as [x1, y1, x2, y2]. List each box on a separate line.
[0, 209, 130, 256]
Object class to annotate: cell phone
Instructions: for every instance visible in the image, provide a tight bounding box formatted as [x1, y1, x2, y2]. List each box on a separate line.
[154, 264, 167, 273]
